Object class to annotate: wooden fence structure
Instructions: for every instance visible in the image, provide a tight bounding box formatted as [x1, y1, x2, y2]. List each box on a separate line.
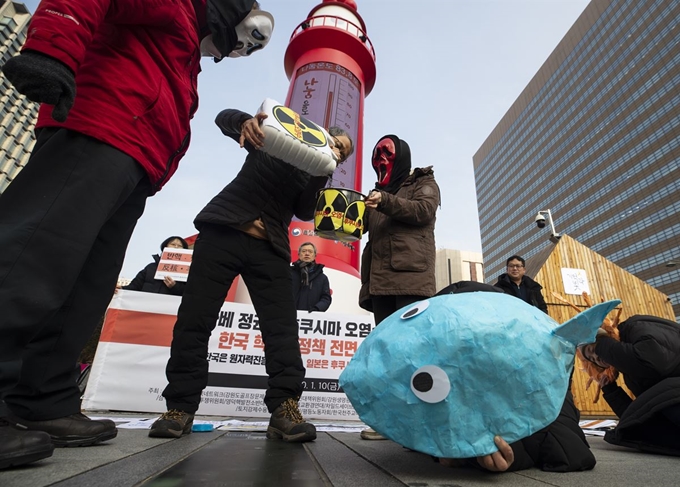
[525, 234, 675, 417]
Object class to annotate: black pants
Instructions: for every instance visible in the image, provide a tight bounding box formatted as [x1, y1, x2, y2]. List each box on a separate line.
[163, 224, 305, 414]
[371, 294, 424, 325]
[0, 128, 150, 420]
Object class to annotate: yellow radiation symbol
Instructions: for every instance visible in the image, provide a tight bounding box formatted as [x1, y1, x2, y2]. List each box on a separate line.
[342, 200, 365, 241]
[314, 189, 348, 232]
[273, 105, 327, 147]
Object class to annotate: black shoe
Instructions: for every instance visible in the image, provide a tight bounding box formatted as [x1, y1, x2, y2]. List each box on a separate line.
[266, 398, 316, 443]
[7, 412, 117, 447]
[149, 410, 194, 438]
[0, 418, 55, 469]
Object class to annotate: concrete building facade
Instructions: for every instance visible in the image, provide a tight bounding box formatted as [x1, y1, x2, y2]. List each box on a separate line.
[434, 249, 484, 293]
[0, 1, 36, 194]
[474, 0, 680, 319]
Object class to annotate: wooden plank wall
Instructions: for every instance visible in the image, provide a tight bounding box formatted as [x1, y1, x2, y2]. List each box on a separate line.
[532, 234, 675, 417]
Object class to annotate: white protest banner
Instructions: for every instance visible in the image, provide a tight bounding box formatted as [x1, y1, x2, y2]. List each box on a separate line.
[153, 248, 193, 282]
[83, 291, 373, 420]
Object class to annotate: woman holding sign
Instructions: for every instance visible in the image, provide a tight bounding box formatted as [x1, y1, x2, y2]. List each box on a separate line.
[121, 236, 189, 296]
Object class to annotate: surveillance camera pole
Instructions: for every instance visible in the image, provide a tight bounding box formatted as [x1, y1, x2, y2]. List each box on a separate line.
[537, 209, 561, 243]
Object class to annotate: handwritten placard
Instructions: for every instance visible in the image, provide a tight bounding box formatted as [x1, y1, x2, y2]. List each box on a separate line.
[560, 268, 590, 295]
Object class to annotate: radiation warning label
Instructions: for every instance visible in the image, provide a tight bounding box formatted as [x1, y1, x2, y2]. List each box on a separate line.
[272, 105, 327, 147]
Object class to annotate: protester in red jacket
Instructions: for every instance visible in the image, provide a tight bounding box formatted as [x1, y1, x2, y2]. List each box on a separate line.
[0, 0, 273, 470]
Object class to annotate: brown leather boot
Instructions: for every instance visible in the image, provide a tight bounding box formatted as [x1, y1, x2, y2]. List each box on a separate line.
[266, 398, 316, 443]
[149, 409, 194, 438]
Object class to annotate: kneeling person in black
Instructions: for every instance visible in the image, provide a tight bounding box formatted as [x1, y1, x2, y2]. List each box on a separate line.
[150, 109, 353, 442]
[436, 282, 596, 472]
[580, 314, 680, 456]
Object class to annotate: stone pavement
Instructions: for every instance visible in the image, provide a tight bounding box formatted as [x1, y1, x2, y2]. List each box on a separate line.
[1, 413, 677, 487]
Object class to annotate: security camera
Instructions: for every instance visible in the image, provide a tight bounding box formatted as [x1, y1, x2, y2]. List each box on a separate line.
[535, 213, 546, 228]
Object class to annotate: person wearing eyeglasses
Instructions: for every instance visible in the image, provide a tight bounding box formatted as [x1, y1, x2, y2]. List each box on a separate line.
[495, 255, 548, 313]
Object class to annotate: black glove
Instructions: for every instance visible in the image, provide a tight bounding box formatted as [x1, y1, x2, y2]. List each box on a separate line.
[2, 50, 76, 122]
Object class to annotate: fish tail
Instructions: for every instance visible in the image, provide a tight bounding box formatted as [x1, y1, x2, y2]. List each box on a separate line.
[552, 300, 621, 346]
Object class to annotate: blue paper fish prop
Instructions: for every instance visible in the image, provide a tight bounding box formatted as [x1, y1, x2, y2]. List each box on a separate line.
[339, 293, 620, 458]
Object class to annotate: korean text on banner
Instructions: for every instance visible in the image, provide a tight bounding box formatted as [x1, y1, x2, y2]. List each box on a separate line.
[83, 291, 374, 420]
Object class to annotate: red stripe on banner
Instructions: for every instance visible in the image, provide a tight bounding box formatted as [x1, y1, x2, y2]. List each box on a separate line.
[100, 309, 176, 347]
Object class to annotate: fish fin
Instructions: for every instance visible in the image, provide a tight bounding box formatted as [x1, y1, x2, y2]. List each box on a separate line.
[552, 300, 621, 346]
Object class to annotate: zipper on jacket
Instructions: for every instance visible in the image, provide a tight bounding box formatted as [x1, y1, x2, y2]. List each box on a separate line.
[153, 131, 191, 193]
[153, 88, 198, 192]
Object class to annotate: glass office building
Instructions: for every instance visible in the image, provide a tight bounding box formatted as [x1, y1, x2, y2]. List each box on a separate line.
[474, 0, 679, 319]
[0, 1, 37, 194]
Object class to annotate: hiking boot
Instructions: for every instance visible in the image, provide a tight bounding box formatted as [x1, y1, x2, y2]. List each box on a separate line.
[266, 398, 316, 443]
[6, 412, 116, 448]
[0, 418, 55, 469]
[360, 427, 386, 440]
[149, 410, 194, 438]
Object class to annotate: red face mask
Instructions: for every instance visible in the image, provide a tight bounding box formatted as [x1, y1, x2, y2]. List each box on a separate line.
[372, 137, 396, 187]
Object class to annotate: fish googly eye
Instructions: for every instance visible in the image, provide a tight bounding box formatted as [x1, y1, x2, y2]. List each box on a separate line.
[410, 365, 450, 403]
[400, 299, 430, 319]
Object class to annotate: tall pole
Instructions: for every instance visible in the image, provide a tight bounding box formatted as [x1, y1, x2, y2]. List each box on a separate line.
[285, 0, 376, 276]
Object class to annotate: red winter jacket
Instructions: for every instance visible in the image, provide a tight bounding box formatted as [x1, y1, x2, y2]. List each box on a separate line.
[23, 0, 206, 193]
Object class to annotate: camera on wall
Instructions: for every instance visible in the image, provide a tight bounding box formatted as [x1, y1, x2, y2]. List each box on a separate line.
[534, 213, 546, 228]
[533, 209, 561, 243]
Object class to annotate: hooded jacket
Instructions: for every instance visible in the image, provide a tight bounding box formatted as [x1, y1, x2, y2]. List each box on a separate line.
[194, 109, 329, 262]
[24, 0, 253, 193]
[291, 262, 332, 312]
[596, 315, 680, 455]
[359, 158, 440, 311]
[495, 274, 548, 313]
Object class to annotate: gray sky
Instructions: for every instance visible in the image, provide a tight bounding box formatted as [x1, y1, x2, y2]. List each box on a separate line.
[22, 0, 590, 278]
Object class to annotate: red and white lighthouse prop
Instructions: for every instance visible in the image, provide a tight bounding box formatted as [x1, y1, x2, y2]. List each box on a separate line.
[285, 0, 376, 283]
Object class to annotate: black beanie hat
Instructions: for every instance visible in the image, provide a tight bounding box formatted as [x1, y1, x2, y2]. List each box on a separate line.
[160, 236, 189, 251]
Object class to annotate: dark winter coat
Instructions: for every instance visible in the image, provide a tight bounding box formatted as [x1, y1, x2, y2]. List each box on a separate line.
[596, 315, 680, 455]
[435, 281, 595, 472]
[123, 255, 186, 296]
[442, 393, 596, 472]
[495, 274, 548, 313]
[359, 167, 440, 311]
[506, 391, 596, 472]
[195, 109, 330, 262]
[291, 263, 332, 312]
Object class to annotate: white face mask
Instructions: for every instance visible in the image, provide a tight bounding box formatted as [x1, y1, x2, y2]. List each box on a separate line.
[200, 35, 222, 59]
[228, 10, 274, 58]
